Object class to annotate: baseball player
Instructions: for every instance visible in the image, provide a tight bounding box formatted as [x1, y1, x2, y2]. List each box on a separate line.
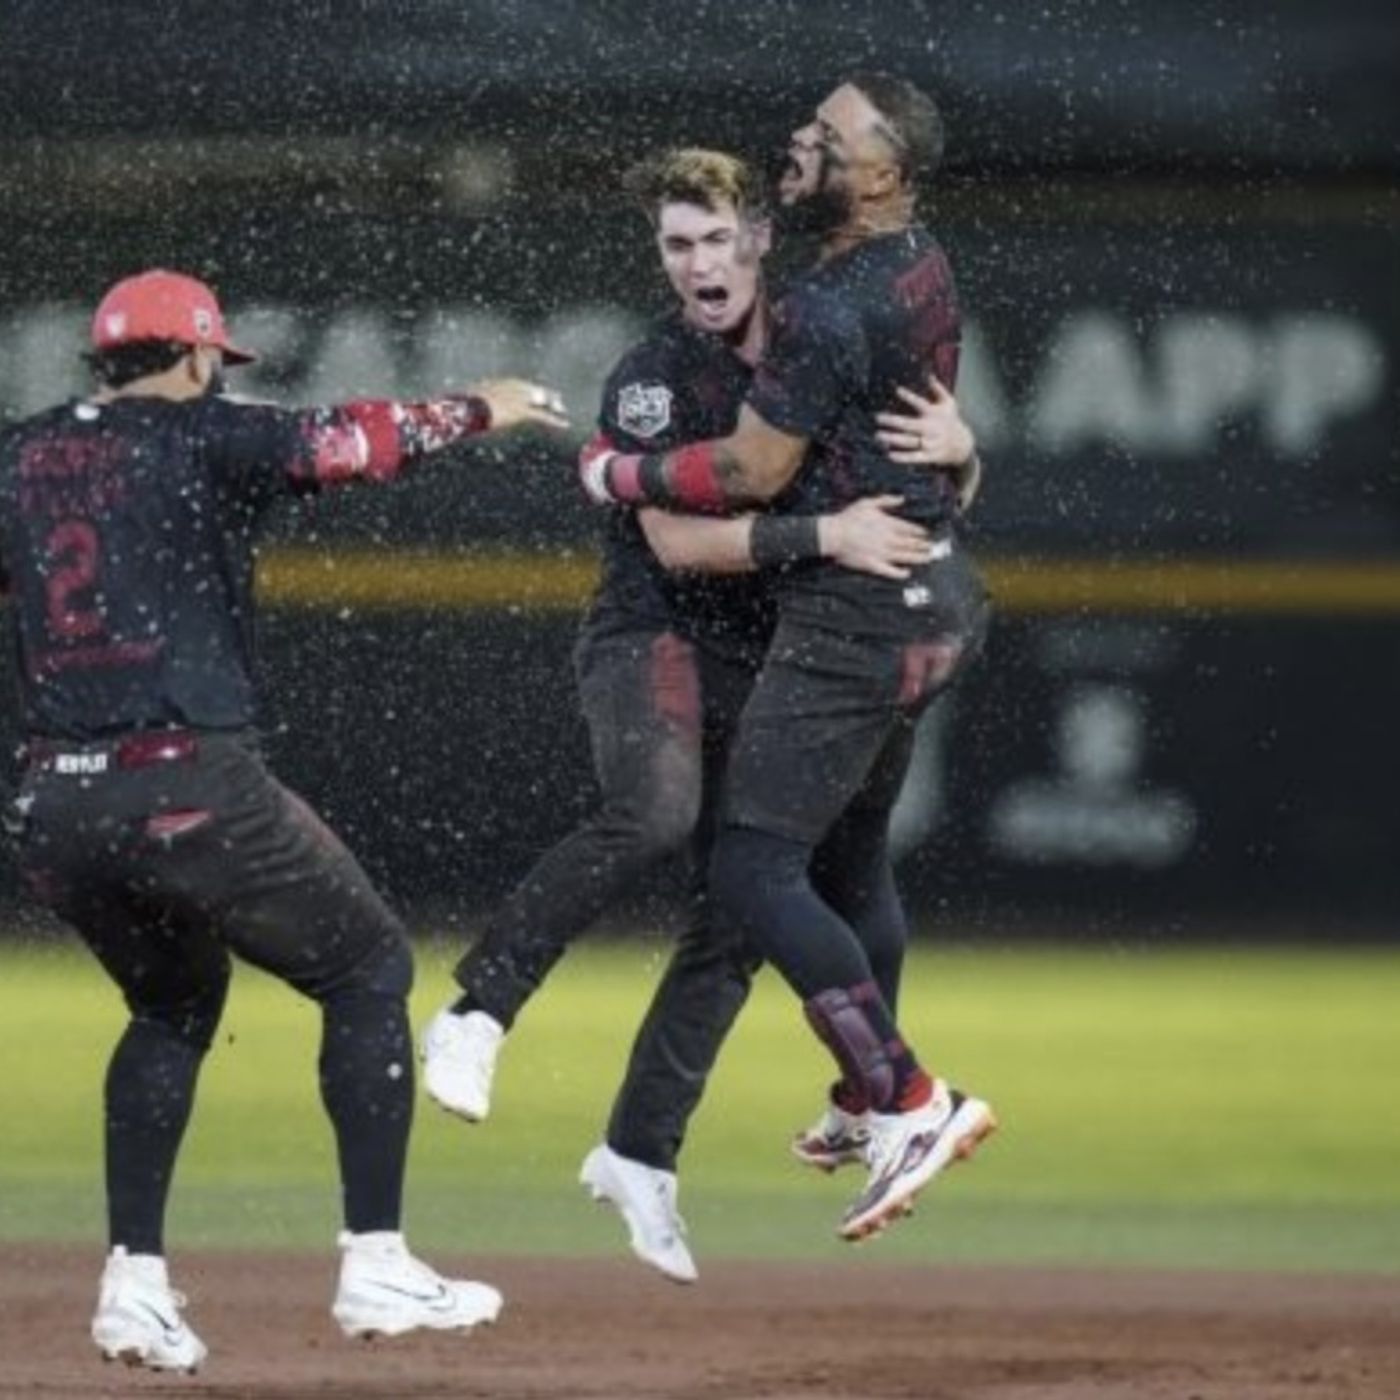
[0, 269, 568, 1371]
[578, 74, 999, 1242]
[424, 149, 978, 1277]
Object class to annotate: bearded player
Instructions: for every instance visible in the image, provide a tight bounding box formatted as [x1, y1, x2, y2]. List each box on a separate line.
[578, 74, 997, 1243]
[426, 146, 976, 1273]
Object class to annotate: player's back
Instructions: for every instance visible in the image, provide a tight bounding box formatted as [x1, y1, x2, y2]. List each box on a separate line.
[0, 394, 295, 739]
[750, 225, 961, 532]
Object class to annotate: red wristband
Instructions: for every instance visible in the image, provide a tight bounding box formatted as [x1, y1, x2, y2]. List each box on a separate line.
[666, 441, 728, 512]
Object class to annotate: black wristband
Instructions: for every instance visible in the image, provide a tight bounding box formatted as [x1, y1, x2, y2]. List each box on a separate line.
[636, 453, 673, 507]
[749, 513, 823, 569]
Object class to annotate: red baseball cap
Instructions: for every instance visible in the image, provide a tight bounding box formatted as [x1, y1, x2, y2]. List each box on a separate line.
[91, 269, 256, 365]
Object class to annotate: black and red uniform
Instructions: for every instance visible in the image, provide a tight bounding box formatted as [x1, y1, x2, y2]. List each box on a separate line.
[726, 226, 988, 845]
[457, 309, 912, 1172]
[0, 387, 488, 1254]
[453, 313, 768, 1169]
[560, 224, 988, 1114]
[705, 226, 990, 1109]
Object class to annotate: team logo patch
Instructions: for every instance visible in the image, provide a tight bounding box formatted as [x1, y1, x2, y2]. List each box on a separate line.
[193, 307, 214, 338]
[616, 382, 673, 439]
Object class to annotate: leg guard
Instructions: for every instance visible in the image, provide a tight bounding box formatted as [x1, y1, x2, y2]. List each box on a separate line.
[803, 982, 896, 1114]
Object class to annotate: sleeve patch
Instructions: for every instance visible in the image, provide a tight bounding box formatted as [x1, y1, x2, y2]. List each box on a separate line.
[615, 382, 673, 439]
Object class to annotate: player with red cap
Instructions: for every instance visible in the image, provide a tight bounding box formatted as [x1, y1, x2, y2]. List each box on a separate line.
[91, 269, 258, 364]
[0, 268, 568, 1373]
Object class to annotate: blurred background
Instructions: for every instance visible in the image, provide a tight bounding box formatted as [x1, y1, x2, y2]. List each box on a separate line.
[0, 0, 1396, 939]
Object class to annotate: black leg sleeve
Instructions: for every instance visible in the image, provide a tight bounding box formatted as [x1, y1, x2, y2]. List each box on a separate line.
[104, 1019, 208, 1255]
[710, 825, 877, 998]
[67, 898, 231, 1258]
[810, 722, 918, 1015]
[317, 944, 416, 1234]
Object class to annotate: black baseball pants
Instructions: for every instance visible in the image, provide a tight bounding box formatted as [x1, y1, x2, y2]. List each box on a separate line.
[709, 550, 990, 1107]
[14, 729, 414, 1254]
[454, 620, 913, 1171]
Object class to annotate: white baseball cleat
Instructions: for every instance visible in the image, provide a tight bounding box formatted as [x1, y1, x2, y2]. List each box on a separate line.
[579, 1144, 698, 1285]
[791, 1102, 872, 1172]
[91, 1247, 208, 1373]
[331, 1231, 503, 1339]
[421, 1006, 504, 1122]
[839, 1080, 998, 1242]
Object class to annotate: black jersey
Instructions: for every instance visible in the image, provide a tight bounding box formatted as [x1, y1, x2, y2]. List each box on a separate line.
[588, 312, 775, 668]
[745, 226, 967, 635]
[0, 393, 318, 739]
[749, 226, 961, 525]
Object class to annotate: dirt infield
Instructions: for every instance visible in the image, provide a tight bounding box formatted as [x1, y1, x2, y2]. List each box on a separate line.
[3, 1246, 1398, 1400]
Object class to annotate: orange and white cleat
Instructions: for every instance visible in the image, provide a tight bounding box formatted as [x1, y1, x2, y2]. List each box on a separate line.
[838, 1080, 997, 1242]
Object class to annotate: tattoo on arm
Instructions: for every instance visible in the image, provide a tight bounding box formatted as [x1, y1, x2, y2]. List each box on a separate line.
[710, 442, 747, 495]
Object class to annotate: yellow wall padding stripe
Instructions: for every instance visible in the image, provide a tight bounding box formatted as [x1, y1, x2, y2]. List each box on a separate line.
[978, 558, 1400, 615]
[255, 549, 1400, 617]
[257, 549, 599, 610]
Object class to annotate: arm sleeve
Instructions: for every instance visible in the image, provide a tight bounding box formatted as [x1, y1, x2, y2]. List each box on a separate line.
[746, 285, 862, 439]
[200, 392, 490, 499]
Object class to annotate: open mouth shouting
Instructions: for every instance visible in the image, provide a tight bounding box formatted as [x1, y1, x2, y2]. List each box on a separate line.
[778, 152, 809, 203]
[692, 284, 733, 326]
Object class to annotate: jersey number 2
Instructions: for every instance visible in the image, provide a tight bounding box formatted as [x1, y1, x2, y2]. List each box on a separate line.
[45, 519, 103, 639]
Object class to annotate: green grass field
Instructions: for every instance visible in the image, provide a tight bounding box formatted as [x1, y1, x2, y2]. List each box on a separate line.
[2, 934, 1397, 1272]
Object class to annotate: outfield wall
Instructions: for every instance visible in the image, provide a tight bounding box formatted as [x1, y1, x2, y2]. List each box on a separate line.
[261, 592, 1399, 930]
[0, 193, 1394, 931]
[4, 585, 1391, 932]
[0, 6, 1394, 932]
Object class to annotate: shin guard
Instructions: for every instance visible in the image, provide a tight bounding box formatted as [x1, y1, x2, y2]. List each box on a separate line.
[803, 983, 897, 1113]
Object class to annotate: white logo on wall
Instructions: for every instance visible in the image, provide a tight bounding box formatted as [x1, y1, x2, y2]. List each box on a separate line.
[988, 684, 1196, 868]
[0, 304, 1383, 459]
[616, 382, 672, 439]
[0, 303, 645, 428]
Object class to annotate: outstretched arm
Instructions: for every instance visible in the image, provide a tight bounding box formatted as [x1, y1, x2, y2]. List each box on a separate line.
[303, 378, 568, 485]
